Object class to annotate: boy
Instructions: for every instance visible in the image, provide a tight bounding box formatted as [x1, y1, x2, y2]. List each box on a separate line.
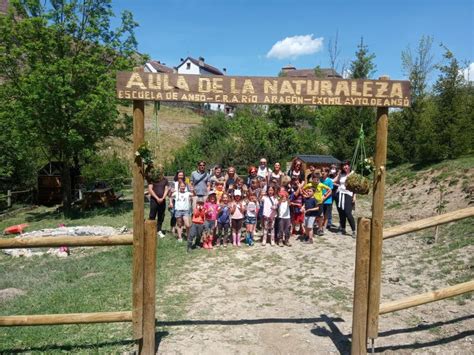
[187, 197, 205, 252]
[304, 170, 331, 236]
[301, 186, 319, 244]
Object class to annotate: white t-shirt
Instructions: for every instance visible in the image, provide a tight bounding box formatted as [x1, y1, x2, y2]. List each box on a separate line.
[246, 201, 259, 218]
[338, 173, 354, 197]
[278, 200, 291, 219]
[257, 166, 272, 180]
[173, 191, 192, 211]
[262, 196, 277, 218]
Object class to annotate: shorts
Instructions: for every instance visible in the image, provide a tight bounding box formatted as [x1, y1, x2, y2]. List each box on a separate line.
[175, 210, 190, 218]
[245, 216, 257, 225]
[204, 220, 216, 231]
[323, 204, 332, 217]
[217, 222, 230, 230]
[231, 218, 244, 230]
[291, 212, 304, 224]
[190, 224, 205, 238]
[304, 216, 316, 228]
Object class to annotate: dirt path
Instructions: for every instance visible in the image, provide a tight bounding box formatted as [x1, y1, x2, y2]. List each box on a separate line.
[156, 233, 472, 353]
[155, 172, 473, 354]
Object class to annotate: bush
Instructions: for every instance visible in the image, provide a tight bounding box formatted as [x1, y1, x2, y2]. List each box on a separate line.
[81, 153, 130, 191]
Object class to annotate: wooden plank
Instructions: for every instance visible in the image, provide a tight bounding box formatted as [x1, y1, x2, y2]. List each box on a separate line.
[0, 311, 132, 326]
[383, 207, 474, 239]
[351, 218, 371, 355]
[0, 235, 133, 249]
[367, 77, 390, 340]
[379, 280, 474, 315]
[142, 220, 157, 354]
[132, 99, 145, 340]
[116, 72, 411, 108]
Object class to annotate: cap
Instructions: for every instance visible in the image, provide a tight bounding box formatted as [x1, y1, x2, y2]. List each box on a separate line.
[208, 190, 217, 195]
[234, 189, 242, 196]
[197, 197, 205, 203]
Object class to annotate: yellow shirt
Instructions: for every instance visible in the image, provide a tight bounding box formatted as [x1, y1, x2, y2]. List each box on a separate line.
[304, 182, 330, 203]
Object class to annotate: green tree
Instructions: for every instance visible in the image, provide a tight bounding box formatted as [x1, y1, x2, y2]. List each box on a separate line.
[432, 46, 473, 159]
[0, 0, 139, 211]
[319, 38, 377, 160]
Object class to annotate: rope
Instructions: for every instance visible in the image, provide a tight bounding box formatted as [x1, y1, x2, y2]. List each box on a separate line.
[153, 101, 160, 157]
[351, 124, 367, 175]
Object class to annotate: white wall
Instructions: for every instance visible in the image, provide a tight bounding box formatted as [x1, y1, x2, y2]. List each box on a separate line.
[177, 59, 200, 75]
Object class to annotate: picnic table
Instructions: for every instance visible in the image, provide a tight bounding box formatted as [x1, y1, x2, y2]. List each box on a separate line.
[82, 187, 122, 209]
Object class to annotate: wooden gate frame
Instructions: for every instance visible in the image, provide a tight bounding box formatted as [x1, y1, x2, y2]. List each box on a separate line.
[1, 71, 418, 354]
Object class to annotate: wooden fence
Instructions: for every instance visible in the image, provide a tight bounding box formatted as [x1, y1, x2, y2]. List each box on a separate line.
[351, 206, 474, 354]
[0, 220, 157, 353]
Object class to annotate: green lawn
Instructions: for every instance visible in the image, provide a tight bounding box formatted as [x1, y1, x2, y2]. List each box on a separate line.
[0, 200, 200, 353]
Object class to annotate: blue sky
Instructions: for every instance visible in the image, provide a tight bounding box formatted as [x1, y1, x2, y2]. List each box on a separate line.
[112, 0, 473, 82]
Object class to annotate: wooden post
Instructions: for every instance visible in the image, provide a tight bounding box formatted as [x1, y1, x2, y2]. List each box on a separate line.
[142, 220, 157, 354]
[367, 76, 390, 341]
[351, 218, 371, 355]
[7, 190, 11, 208]
[132, 98, 145, 342]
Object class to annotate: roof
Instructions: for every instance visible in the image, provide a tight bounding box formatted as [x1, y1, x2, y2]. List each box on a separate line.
[293, 155, 341, 165]
[145, 60, 174, 73]
[177, 56, 224, 75]
[282, 68, 342, 79]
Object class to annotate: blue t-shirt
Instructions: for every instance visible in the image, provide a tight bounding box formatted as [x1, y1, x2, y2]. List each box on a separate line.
[304, 197, 318, 217]
[191, 171, 210, 196]
[217, 205, 231, 224]
[321, 177, 333, 204]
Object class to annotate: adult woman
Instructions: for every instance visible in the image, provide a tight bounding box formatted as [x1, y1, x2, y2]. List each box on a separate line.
[334, 160, 356, 237]
[210, 165, 225, 188]
[257, 158, 272, 183]
[224, 166, 239, 192]
[287, 159, 305, 183]
[246, 166, 258, 187]
[148, 164, 169, 238]
[270, 162, 285, 186]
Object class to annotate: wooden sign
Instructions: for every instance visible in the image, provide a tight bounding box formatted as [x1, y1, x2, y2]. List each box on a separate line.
[116, 72, 411, 107]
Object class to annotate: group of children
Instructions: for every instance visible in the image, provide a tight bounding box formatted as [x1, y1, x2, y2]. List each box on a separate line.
[167, 160, 340, 253]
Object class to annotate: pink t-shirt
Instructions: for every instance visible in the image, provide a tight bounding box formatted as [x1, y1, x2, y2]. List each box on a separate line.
[262, 196, 277, 218]
[231, 201, 246, 219]
[204, 202, 218, 221]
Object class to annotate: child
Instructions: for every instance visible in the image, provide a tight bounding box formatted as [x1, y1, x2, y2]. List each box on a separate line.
[217, 193, 231, 247]
[245, 192, 259, 246]
[230, 189, 246, 246]
[203, 192, 219, 249]
[304, 172, 331, 236]
[278, 190, 291, 247]
[169, 182, 192, 242]
[261, 185, 278, 246]
[188, 197, 205, 252]
[301, 186, 319, 244]
[215, 180, 225, 203]
[290, 179, 304, 237]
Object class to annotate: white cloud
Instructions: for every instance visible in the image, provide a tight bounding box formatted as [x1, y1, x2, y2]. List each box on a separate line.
[460, 62, 474, 81]
[266, 34, 323, 60]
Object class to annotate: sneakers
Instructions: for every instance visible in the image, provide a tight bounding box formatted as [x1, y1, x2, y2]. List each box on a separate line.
[337, 229, 347, 236]
[158, 231, 165, 238]
[317, 229, 324, 236]
[351, 230, 356, 238]
[304, 238, 314, 244]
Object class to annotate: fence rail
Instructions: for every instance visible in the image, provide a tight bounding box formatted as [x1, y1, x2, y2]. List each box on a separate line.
[0, 234, 133, 249]
[0, 311, 133, 326]
[383, 207, 474, 239]
[379, 280, 474, 315]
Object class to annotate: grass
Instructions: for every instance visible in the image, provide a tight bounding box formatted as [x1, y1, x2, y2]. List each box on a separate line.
[0, 200, 205, 354]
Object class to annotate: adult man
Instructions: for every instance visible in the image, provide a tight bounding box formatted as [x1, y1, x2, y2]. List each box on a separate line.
[191, 161, 210, 209]
[257, 158, 272, 183]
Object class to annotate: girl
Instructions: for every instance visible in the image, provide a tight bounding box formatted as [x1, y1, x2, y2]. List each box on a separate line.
[278, 190, 291, 246]
[203, 192, 219, 249]
[230, 190, 246, 246]
[188, 197, 205, 252]
[170, 170, 188, 236]
[169, 182, 192, 242]
[217, 193, 231, 247]
[245, 192, 259, 246]
[261, 185, 278, 246]
[289, 179, 304, 237]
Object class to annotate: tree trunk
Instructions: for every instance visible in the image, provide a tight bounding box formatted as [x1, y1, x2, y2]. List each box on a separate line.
[61, 162, 72, 213]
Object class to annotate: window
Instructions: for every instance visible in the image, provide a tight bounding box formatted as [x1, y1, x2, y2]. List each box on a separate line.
[186, 62, 191, 70]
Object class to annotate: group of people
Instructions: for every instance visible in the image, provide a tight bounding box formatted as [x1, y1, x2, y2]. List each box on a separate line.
[147, 158, 356, 252]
